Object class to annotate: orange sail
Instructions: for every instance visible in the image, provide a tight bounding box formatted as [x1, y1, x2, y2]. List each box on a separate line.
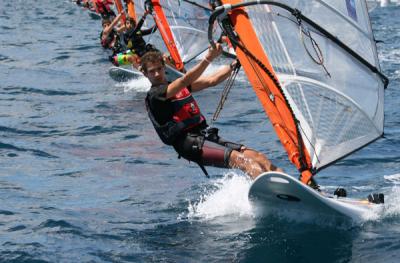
[149, 0, 185, 71]
[220, 0, 313, 183]
[114, 0, 126, 23]
[124, 0, 136, 21]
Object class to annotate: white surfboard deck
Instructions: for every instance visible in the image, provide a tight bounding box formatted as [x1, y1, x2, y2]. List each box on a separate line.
[109, 66, 142, 82]
[109, 65, 183, 82]
[248, 172, 380, 221]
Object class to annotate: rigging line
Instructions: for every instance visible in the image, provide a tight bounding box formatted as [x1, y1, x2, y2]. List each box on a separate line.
[276, 12, 325, 39]
[299, 23, 332, 77]
[211, 62, 241, 124]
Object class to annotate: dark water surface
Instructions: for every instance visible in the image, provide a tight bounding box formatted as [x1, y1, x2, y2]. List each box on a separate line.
[0, 1, 399, 262]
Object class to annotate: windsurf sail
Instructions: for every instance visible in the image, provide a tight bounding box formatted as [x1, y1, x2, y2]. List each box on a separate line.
[114, 0, 127, 23]
[138, 0, 213, 68]
[144, 0, 185, 71]
[210, 0, 388, 183]
[124, 0, 137, 20]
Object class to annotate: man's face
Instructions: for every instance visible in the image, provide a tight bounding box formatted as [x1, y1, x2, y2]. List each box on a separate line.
[126, 20, 132, 29]
[126, 19, 136, 30]
[143, 61, 166, 85]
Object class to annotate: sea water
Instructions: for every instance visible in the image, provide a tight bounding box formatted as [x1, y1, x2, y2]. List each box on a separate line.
[0, 1, 399, 262]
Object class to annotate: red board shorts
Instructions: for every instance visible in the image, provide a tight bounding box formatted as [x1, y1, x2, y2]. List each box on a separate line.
[172, 130, 243, 168]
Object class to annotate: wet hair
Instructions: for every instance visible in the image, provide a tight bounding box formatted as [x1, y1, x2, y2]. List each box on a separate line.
[102, 18, 111, 26]
[140, 51, 165, 73]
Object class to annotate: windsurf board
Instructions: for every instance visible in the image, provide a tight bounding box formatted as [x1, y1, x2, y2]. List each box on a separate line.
[248, 172, 382, 222]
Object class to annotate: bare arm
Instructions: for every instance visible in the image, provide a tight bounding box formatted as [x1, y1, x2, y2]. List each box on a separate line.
[165, 43, 223, 99]
[102, 13, 123, 41]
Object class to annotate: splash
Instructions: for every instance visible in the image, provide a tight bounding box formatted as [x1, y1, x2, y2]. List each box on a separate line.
[382, 174, 400, 218]
[356, 174, 400, 222]
[382, 186, 400, 218]
[384, 173, 400, 185]
[186, 172, 255, 220]
[115, 76, 151, 93]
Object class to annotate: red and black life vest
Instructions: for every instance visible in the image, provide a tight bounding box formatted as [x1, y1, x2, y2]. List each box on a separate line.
[145, 84, 206, 145]
[95, 0, 112, 14]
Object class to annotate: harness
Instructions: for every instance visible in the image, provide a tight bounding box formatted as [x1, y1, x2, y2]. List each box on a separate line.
[145, 84, 205, 145]
[124, 31, 149, 57]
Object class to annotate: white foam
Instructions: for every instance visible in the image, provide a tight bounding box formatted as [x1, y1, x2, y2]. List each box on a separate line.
[359, 174, 400, 221]
[115, 76, 151, 93]
[381, 49, 400, 64]
[394, 69, 400, 80]
[351, 185, 376, 191]
[186, 172, 255, 221]
[382, 186, 400, 218]
[384, 173, 400, 184]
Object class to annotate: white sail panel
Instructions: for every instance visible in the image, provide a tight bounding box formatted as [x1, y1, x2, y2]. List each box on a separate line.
[243, 1, 384, 170]
[152, 0, 211, 63]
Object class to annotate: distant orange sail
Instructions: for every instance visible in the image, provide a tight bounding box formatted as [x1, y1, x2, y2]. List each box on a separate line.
[220, 0, 313, 183]
[114, 0, 126, 23]
[124, 0, 136, 21]
[149, 0, 184, 71]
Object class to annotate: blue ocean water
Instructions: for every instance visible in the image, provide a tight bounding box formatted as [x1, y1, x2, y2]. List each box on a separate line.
[0, 1, 399, 262]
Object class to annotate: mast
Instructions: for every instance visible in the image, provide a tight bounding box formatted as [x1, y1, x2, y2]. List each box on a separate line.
[147, 0, 185, 71]
[124, 0, 136, 21]
[114, 0, 126, 23]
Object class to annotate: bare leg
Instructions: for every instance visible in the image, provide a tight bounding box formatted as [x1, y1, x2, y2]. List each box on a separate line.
[229, 149, 282, 180]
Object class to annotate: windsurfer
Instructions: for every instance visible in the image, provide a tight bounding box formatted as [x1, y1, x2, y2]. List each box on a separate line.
[111, 12, 159, 68]
[142, 44, 281, 179]
[121, 11, 157, 57]
[112, 12, 174, 70]
[94, 0, 116, 19]
[100, 13, 124, 54]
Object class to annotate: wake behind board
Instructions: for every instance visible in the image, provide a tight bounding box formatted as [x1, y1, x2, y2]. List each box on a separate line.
[249, 172, 381, 222]
[109, 65, 183, 82]
[109, 66, 143, 82]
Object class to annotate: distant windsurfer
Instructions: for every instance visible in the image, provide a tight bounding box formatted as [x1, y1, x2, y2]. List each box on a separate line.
[120, 11, 157, 57]
[94, 0, 116, 19]
[142, 44, 281, 179]
[100, 13, 124, 55]
[112, 11, 158, 68]
[109, 11, 174, 70]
